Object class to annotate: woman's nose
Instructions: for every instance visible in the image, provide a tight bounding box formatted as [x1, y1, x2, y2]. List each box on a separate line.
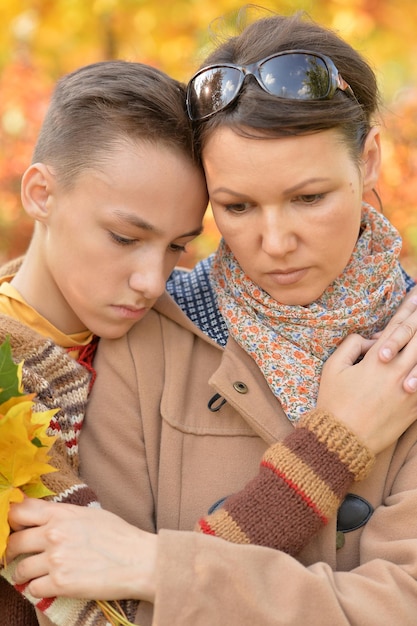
[261, 215, 298, 257]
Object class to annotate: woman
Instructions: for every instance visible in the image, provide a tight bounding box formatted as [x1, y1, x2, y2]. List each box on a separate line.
[6, 12, 417, 626]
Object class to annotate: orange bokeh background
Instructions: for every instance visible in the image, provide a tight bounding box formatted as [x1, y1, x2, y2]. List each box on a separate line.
[0, 1, 416, 277]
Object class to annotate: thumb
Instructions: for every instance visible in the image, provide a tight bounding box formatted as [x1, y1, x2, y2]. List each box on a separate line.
[325, 334, 375, 371]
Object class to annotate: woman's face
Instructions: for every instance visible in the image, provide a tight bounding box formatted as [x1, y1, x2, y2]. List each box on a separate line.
[203, 127, 380, 305]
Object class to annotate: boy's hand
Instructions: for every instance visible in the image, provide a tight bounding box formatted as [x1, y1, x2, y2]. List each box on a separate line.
[7, 498, 157, 603]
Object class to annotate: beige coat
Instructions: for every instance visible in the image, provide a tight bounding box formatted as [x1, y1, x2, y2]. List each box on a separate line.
[80, 292, 417, 626]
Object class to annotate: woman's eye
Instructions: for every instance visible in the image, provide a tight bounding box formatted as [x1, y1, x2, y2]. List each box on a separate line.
[295, 194, 324, 205]
[224, 202, 252, 213]
[109, 232, 137, 246]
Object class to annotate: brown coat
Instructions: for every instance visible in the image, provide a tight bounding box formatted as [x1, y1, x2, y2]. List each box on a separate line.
[80, 292, 417, 626]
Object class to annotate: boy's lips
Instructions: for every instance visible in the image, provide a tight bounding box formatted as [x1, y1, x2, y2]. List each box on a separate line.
[111, 304, 149, 320]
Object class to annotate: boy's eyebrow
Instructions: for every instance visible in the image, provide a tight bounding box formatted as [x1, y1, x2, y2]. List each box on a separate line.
[113, 209, 203, 238]
[114, 209, 160, 233]
[183, 225, 204, 238]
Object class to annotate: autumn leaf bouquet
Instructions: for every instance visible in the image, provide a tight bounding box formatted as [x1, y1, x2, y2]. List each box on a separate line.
[0, 336, 58, 558]
[0, 337, 136, 626]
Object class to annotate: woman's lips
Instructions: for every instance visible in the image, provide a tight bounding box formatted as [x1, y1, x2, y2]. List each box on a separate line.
[267, 268, 309, 286]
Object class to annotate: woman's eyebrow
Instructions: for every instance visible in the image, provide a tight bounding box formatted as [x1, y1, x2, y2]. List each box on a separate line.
[283, 177, 331, 195]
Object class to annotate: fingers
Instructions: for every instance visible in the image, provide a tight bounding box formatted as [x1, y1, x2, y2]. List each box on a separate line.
[324, 334, 375, 371]
[377, 289, 417, 362]
[9, 547, 66, 600]
[9, 552, 48, 594]
[6, 503, 158, 602]
[318, 336, 417, 454]
[391, 331, 417, 393]
[404, 373, 417, 393]
[8, 498, 52, 531]
[6, 525, 45, 564]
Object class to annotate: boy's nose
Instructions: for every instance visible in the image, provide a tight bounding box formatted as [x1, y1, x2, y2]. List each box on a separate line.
[128, 264, 166, 301]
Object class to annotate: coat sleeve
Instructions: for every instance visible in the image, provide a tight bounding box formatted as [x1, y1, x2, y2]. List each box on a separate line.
[195, 408, 375, 554]
[152, 433, 417, 626]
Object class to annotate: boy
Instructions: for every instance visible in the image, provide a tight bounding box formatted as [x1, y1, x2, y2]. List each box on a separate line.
[0, 58, 207, 626]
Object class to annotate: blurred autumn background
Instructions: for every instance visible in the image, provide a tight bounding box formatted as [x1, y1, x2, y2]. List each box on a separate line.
[0, 0, 416, 277]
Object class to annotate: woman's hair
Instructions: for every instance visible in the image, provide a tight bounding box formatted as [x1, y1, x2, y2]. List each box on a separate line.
[33, 60, 198, 189]
[193, 11, 380, 163]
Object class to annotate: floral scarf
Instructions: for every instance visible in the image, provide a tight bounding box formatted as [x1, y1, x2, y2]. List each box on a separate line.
[211, 203, 406, 422]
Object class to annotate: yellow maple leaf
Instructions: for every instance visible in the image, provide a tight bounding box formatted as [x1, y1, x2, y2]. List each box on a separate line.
[0, 400, 58, 559]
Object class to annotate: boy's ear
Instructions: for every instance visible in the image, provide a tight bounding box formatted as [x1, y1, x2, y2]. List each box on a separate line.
[21, 163, 55, 221]
[362, 126, 381, 194]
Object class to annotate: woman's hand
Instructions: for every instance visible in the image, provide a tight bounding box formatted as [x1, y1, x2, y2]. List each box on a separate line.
[317, 296, 417, 454]
[6, 498, 157, 603]
[376, 287, 417, 392]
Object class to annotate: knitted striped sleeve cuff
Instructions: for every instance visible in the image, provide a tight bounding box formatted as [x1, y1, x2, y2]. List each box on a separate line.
[196, 408, 375, 555]
[42, 438, 100, 507]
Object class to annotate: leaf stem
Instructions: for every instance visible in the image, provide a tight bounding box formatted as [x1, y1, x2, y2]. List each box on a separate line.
[97, 600, 138, 626]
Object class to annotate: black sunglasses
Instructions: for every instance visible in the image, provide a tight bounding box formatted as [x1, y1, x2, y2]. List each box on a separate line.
[186, 49, 356, 121]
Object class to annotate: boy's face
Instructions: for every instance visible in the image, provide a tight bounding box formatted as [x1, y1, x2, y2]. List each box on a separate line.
[23, 141, 207, 338]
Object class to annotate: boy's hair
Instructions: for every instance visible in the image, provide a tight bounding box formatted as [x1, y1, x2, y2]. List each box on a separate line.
[33, 60, 198, 189]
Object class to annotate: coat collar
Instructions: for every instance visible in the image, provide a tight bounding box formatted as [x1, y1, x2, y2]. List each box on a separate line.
[155, 291, 293, 445]
[209, 336, 294, 445]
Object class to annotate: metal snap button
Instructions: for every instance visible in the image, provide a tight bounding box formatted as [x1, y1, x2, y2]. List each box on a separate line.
[233, 381, 248, 394]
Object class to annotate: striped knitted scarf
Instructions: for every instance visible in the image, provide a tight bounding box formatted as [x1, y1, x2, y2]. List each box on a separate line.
[211, 203, 406, 422]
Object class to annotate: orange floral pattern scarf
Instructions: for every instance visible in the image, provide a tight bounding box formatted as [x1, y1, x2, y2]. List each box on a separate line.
[211, 204, 406, 422]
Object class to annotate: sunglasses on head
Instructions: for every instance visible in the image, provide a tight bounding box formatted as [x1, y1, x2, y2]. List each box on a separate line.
[186, 49, 356, 121]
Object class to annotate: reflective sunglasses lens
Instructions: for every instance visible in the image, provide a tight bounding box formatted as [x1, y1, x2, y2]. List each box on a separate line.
[259, 53, 330, 99]
[188, 67, 243, 119]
